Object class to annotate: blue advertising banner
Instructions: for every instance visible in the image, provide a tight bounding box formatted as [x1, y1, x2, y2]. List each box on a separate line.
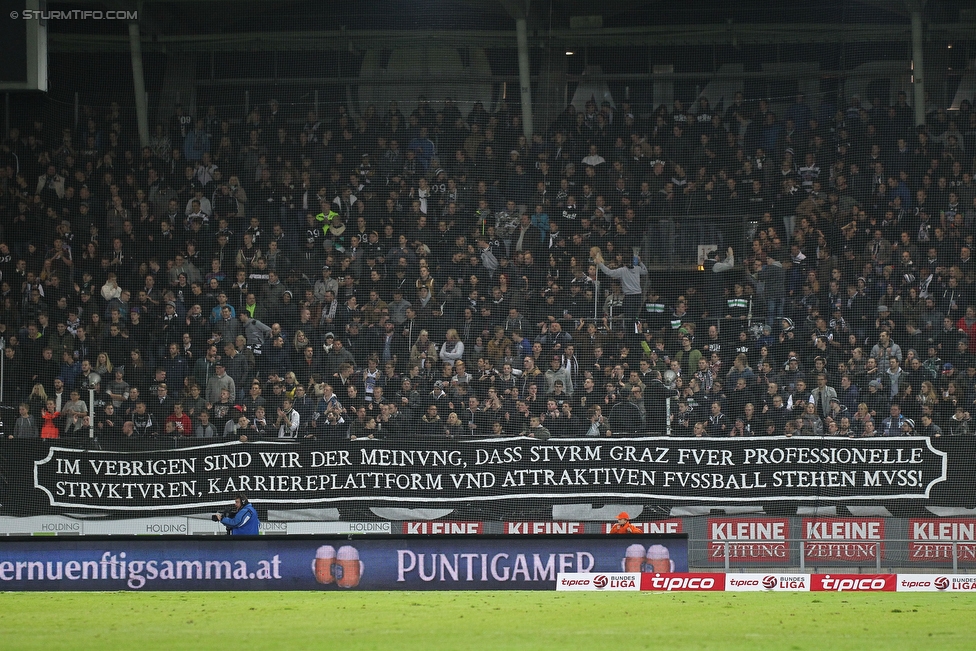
[0, 535, 687, 591]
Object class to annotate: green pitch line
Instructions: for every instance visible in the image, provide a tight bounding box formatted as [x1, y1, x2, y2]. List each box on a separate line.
[0, 592, 973, 650]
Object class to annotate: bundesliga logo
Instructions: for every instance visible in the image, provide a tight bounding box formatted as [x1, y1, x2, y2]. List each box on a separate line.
[762, 576, 778, 589]
[593, 575, 608, 589]
[934, 576, 949, 590]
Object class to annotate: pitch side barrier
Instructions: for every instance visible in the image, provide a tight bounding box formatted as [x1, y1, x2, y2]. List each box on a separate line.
[2, 516, 973, 571]
[0, 533, 687, 591]
[556, 572, 976, 592]
[1, 436, 970, 517]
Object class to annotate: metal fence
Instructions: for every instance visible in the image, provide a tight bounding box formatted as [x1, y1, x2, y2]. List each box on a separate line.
[640, 213, 757, 270]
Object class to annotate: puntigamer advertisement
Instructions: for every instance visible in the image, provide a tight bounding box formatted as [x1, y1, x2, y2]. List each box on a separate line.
[0, 536, 688, 591]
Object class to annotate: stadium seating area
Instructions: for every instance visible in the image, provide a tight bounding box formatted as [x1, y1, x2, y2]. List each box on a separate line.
[1, 89, 976, 443]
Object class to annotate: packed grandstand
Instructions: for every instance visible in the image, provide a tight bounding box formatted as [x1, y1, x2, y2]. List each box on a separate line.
[2, 82, 976, 447]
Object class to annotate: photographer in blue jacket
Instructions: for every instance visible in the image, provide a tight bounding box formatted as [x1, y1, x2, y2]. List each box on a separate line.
[213, 492, 260, 535]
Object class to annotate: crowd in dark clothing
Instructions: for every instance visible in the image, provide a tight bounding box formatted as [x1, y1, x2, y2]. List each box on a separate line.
[1, 88, 976, 444]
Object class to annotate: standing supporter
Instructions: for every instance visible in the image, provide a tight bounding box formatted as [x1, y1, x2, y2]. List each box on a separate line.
[40, 400, 62, 439]
[593, 249, 647, 332]
[10, 404, 39, 439]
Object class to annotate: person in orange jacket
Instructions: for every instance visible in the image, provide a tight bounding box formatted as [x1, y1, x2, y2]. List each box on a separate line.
[40, 400, 61, 439]
[609, 512, 642, 534]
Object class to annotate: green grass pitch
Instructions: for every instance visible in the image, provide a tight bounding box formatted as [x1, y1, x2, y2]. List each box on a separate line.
[0, 591, 974, 650]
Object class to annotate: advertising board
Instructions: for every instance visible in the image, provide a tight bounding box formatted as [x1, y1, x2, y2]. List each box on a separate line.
[0, 535, 687, 591]
[908, 519, 976, 562]
[707, 518, 789, 562]
[725, 574, 810, 591]
[556, 572, 641, 591]
[561, 573, 976, 592]
[802, 518, 885, 562]
[897, 574, 976, 591]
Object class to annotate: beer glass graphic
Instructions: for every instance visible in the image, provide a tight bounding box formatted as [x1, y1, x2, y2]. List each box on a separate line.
[645, 544, 675, 572]
[312, 545, 336, 584]
[622, 544, 646, 572]
[334, 545, 364, 588]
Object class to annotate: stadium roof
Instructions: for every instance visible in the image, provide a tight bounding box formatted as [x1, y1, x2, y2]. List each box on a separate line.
[42, 0, 976, 52]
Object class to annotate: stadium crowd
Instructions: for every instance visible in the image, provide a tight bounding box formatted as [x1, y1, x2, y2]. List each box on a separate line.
[1, 89, 976, 443]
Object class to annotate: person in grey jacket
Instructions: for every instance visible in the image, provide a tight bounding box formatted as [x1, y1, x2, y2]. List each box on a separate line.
[750, 255, 786, 324]
[239, 312, 272, 348]
[10, 404, 39, 439]
[221, 342, 251, 399]
[594, 250, 647, 326]
[703, 247, 735, 320]
[206, 361, 237, 405]
[544, 355, 574, 396]
[870, 331, 903, 365]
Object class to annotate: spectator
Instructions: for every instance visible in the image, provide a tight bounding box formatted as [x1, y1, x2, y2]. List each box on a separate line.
[194, 411, 217, 438]
[520, 414, 551, 440]
[274, 397, 299, 438]
[439, 328, 465, 367]
[10, 404, 39, 439]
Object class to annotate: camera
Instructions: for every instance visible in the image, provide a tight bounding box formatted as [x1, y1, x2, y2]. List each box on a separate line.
[212, 506, 238, 535]
[211, 506, 235, 523]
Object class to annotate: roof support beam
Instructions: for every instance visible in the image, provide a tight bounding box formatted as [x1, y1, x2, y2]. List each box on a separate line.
[47, 23, 976, 53]
[910, 1, 928, 127]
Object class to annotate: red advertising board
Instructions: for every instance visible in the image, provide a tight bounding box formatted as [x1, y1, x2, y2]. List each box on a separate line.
[802, 518, 885, 562]
[401, 521, 483, 535]
[810, 574, 896, 592]
[707, 518, 789, 562]
[640, 573, 726, 591]
[600, 519, 683, 535]
[504, 522, 585, 535]
[909, 519, 976, 562]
